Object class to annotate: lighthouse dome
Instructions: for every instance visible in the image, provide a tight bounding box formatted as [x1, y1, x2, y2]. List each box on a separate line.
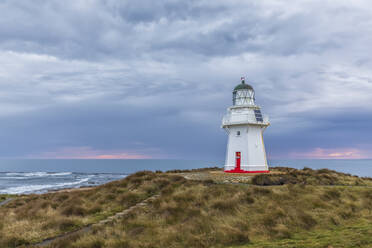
[233, 81, 254, 91]
[232, 77, 255, 106]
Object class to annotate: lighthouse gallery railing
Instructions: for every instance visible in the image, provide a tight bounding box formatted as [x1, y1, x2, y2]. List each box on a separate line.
[222, 113, 270, 126]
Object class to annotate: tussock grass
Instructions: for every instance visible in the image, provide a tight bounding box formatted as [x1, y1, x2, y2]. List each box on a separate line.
[0, 171, 161, 247]
[235, 219, 372, 248]
[43, 170, 372, 248]
[252, 167, 372, 186]
[0, 168, 371, 248]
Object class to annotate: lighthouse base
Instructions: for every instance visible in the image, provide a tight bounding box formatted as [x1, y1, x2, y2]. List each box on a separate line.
[224, 168, 269, 173]
[224, 164, 269, 174]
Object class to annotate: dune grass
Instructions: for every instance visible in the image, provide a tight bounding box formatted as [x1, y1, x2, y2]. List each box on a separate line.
[0, 171, 163, 247]
[0, 168, 371, 248]
[252, 167, 372, 186]
[44, 169, 372, 248]
[234, 219, 372, 248]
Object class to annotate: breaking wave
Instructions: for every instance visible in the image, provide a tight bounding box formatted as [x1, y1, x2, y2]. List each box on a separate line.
[5, 172, 73, 177]
[0, 172, 126, 194]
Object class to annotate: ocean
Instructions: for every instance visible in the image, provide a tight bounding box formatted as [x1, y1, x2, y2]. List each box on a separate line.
[0, 159, 371, 194]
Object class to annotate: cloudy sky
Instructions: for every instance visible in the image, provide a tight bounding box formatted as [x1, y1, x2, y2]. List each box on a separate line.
[1, 0, 372, 160]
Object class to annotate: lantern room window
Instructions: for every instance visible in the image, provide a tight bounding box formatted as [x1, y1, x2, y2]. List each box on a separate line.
[232, 78, 255, 106]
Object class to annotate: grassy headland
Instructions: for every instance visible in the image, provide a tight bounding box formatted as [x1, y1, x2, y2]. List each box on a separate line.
[0, 167, 371, 247]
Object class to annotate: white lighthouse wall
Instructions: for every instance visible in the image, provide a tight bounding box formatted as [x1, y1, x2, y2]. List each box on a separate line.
[224, 125, 268, 172]
[246, 126, 267, 168]
[224, 126, 247, 171]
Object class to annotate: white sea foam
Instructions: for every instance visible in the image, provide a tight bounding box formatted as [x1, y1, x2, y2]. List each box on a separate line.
[0, 177, 92, 194]
[48, 172, 73, 176]
[6, 172, 49, 177]
[4, 172, 73, 177]
[0, 177, 27, 180]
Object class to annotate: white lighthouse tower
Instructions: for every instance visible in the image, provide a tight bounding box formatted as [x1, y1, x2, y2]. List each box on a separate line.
[222, 77, 270, 173]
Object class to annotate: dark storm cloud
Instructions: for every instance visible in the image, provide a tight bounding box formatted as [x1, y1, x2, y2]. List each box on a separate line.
[0, 1, 347, 60]
[0, 0, 372, 159]
[0, 101, 225, 159]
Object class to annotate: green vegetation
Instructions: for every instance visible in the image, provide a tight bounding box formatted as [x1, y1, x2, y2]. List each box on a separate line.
[252, 167, 372, 186]
[234, 220, 372, 248]
[0, 168, 371, 248]
[0, 194, 13, 202]
[0, 172, 160, 247]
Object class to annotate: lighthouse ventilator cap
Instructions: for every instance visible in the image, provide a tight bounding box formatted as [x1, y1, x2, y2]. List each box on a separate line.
[233, 77, 254, 92]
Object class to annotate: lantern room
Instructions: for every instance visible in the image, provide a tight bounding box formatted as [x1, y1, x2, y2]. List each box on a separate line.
[232, 77, 255, 106]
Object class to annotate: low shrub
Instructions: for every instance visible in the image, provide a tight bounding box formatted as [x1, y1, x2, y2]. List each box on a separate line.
[252, 187, 272, 195]
[4, 237, 30, 247]
[58, 219, 81, 232]
[211, 199, 237, 212]
[229, 231, 250, 245]
[272, 224, 291, 239]
[119, 192, 142, 206]
[152, 178, 171, 188]
[87, 205, 102, 215]
[55, 194, 69, 202]
[240, 192, 255, 204]
[161, 205, 187, 223]
[74, 239, 104, 248]
[322, 189, 341, 200]
[61, 205, 88, 216]
[297, 210, 317, 229]
[337, 210, 354, 219]
[252, 174, 299, 186]
[173, 192, 196, 204]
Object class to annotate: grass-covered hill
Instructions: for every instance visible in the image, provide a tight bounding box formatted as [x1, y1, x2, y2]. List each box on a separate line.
[0, 167, 371, 248]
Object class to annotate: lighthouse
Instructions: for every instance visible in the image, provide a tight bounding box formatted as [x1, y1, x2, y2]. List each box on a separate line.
[222, 77, 270, 173]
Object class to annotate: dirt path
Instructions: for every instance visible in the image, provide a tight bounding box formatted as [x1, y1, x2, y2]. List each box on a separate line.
[174, 171, 257, 183]
[177, 171, 372, 189]
[0, 198, 13, 207]
[32, 194, 160, 247]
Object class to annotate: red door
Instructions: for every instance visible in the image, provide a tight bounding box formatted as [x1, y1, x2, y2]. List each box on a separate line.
[235, 152, 241, 171]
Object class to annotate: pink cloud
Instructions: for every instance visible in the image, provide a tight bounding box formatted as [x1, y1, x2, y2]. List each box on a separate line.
[28, 146, 157, 159]
[289, 147, 370, 159]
